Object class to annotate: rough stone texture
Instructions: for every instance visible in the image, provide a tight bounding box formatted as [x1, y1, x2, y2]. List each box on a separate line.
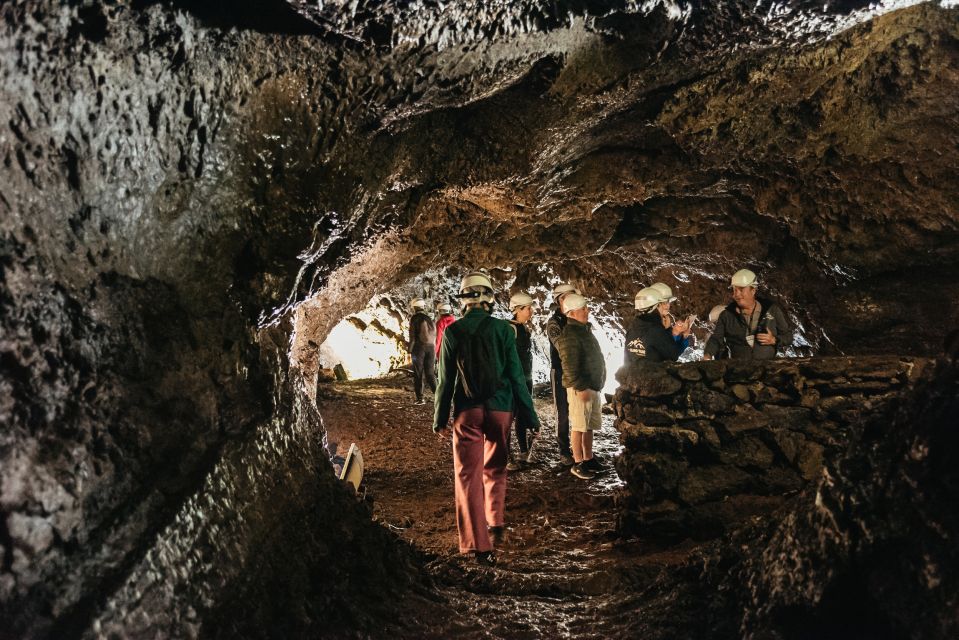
[1, 0, 958, 636]
[606, 355, 959, 640]
[612, 356, 928, 540]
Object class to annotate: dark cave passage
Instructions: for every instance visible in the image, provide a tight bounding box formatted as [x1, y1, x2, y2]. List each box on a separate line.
[2, 0, 959, 638]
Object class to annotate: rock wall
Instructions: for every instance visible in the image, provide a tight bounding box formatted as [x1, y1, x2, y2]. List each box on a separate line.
[603, 355, 958, 640]
[612, 356, 928, 540]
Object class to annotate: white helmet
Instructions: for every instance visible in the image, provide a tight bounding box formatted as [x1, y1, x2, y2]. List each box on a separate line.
[708, 304, 726, 324]
[730, 269, 758, 288]
[436, 302, 453, 314]
[562, 293, 587, 313]
[651, 282, 677, 303]
[509, 292, 535, 312]
[635, 286, 666, 312]
[410, 298, 427, 311]
[458, 271, 495, 306]
[552, 283, 580, 297]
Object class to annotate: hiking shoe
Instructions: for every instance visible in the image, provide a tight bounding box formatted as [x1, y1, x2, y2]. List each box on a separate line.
[488, 526, 506, 547]
[570, 462, 596, 480]
[506, 460, 525, 472]
[582, 457, 605, 472]
[474, 550, 497, 566]
[559, 454, 575, 467]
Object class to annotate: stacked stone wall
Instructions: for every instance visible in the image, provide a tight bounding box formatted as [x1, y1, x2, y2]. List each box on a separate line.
[612, 356, 928, 540]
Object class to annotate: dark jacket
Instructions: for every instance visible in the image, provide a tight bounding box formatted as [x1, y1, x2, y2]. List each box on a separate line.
[625, 312, 686, 365]
[556, 319, 606, 392]
[509, 320, 534, 382]
[409, 312, 436, 350]
[546, 309, 567, 370]
[704, 297, 791, 361]
[433, 308, 540, 432]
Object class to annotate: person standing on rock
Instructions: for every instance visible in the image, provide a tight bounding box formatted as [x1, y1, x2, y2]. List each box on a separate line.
[408, 298, 437, 405]
[433, 272, 540, 566]
[507, 292, 537, 471]
[625, 287, 694, 365]
[556, 293, 606, 480]
[435, 302, 456, 359]
[704, 269, 791, 361]
[547, 283, 579, 467]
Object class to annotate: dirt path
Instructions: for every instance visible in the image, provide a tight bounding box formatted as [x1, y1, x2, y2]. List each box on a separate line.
[320, 376, 696, 638]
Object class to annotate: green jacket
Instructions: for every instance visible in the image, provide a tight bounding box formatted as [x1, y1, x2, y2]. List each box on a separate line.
[433, 308, 540, 432]
[556, 319, 606, 392]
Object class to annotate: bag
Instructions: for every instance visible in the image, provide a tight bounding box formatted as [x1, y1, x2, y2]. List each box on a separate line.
[454, 315, 501, 401]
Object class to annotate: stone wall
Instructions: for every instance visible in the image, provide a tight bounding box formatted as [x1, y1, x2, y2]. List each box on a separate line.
[612, 356, 928, 540]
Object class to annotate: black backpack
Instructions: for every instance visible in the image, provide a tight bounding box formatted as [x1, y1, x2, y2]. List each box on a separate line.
[452, 315, 502, 401]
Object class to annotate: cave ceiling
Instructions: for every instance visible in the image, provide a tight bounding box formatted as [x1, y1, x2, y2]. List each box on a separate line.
[2, 0, 958, 355]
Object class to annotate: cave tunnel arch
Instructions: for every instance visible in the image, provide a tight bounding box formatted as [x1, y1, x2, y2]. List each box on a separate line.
[2, 0, 958, 638]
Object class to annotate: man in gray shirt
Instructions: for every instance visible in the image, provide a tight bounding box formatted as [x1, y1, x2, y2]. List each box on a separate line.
[704, 269, 791, 361]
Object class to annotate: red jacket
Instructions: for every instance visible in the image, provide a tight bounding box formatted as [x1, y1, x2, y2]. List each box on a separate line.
[435, 314, 456, 357]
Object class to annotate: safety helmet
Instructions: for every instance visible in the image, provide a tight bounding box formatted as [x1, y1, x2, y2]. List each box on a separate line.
[410, 298, 427, 311]
[634, 286, 666, 312]
[436, 302, 453, 314]
[509, 292, 535, 312]
[708, 304, 726, 324]
[458, 271, 495, 306]
[562, 293, 587, 313]
[651, 282, 677, 303]
[730, 269, 758, 288]
[552, 283, 580, 297]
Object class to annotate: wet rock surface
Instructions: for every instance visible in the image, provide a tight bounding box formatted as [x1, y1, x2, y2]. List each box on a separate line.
[1, 0, 958, 636]
[622, 355, 959, 640]
[612, 355, 929, 540]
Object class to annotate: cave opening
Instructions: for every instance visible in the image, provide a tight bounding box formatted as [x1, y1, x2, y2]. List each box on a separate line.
[2, 0, 958, 638]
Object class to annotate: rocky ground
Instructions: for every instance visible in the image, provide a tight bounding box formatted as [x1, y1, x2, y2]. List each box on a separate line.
[320, 375, 698, 638]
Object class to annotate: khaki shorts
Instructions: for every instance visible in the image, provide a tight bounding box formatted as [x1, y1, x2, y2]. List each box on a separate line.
[567, 388, 602, 432]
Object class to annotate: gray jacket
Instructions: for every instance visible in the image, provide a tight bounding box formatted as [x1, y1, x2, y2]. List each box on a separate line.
[704, 298, 791, 360]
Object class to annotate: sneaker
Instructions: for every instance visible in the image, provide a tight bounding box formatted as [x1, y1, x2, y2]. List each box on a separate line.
[488, 525, 505, 547]
[474, 550, 497, 566]
[506, 460, 524, 472]
[582, 457, 605, 472]
[570, 462, 596, 480]
[523, 449, 535, 464]
[559, 454, 575, 467]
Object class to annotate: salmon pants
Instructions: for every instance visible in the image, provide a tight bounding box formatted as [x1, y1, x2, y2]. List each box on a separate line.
[452, 407, 512, 553]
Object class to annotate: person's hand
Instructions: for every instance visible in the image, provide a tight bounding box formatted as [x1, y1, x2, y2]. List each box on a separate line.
[756, 328, 776, 346]
[577, 389, 591, 402]
[702, 353, 713, 361]
[672, 318, 690, 336]
[435, 425, 452, 441]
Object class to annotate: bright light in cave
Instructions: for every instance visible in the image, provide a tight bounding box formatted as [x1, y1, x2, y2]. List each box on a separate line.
[319, 307, 407, 380]
[591, 319, 625, 396]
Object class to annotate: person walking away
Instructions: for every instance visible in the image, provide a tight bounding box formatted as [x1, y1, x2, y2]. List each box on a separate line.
[435, 302, 456, 359]
[555, 293, 606, 480]
[547, 283, 579, 466]
[433, 272, 540, 565]
[703, 269, 791, 361]
[625, 287, 694, 365]
[506, 292, 537, 471]
[408, 298, 436, 405]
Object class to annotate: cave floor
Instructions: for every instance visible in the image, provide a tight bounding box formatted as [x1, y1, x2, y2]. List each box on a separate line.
[320, 375, 701, 638]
